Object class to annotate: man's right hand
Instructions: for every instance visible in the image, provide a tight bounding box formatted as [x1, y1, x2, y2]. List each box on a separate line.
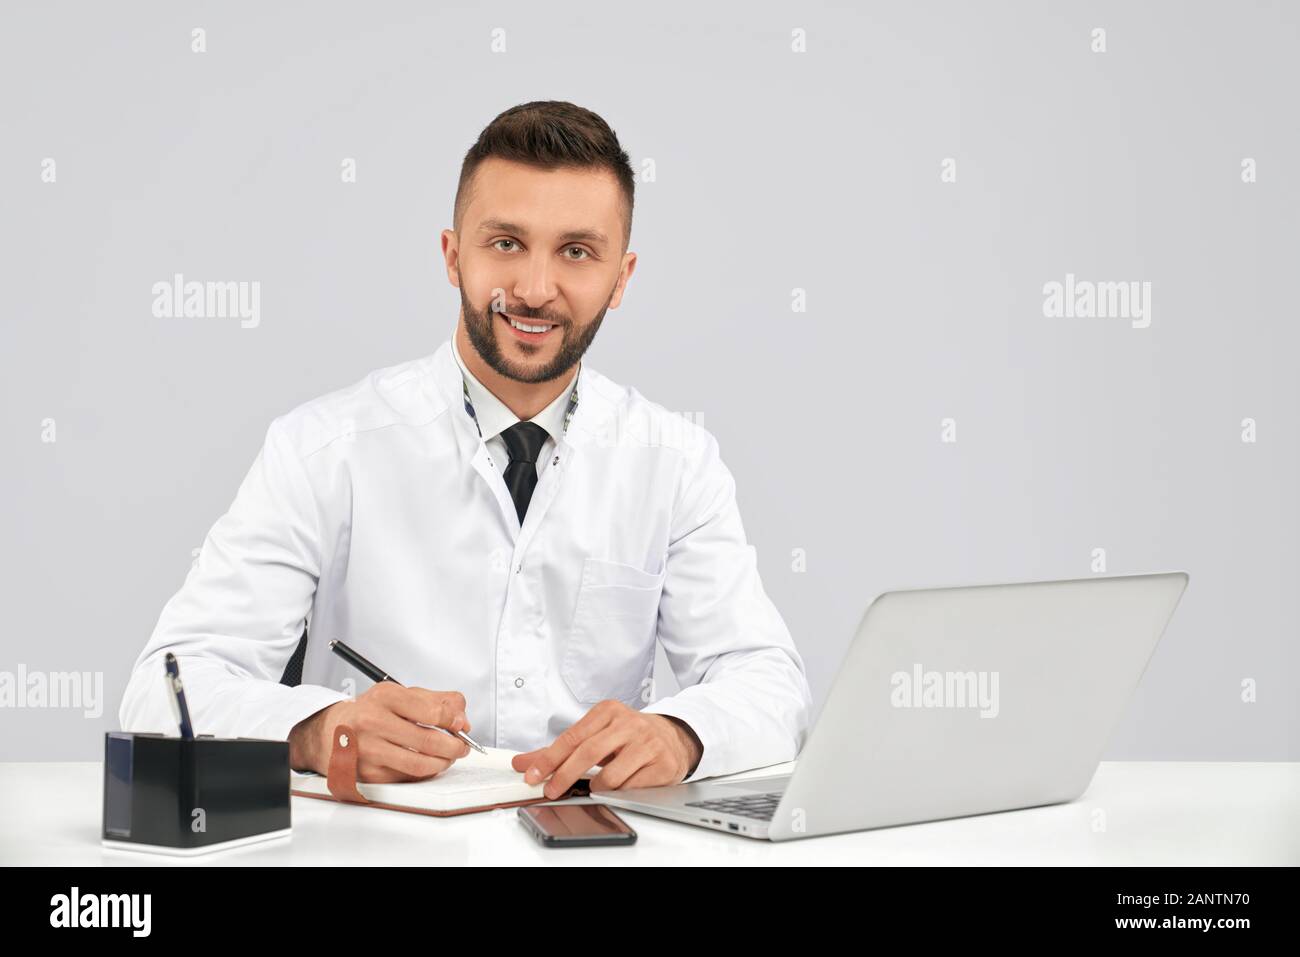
[288, 683, 473, 782]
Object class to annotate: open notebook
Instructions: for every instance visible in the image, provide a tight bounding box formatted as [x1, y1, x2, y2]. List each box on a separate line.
[291, 745, 599, 817]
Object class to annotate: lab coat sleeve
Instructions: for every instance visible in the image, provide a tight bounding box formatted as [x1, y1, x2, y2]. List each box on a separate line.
[639, 429, 813, 782]
[118, 416, 350, 743]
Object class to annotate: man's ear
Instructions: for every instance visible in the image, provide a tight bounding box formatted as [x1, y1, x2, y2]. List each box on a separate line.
[609, 251, 637, 309]
[441, 229, 461, 288]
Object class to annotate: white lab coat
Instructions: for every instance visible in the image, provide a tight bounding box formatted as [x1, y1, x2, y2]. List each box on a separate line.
[119, 339, 812, 782]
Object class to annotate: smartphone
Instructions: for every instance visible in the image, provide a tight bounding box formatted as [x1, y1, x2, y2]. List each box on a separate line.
[517, 803, 637, 847]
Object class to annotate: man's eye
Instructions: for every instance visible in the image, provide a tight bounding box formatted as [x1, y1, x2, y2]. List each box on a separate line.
[564, 246, 590, 261]
[493, 239, 518, 253]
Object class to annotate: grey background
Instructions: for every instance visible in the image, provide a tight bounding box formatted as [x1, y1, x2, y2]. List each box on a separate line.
[2, 1, 1296, 761]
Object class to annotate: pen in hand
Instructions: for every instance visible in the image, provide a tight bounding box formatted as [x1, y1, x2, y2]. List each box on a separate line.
[328, 640, 486, 755]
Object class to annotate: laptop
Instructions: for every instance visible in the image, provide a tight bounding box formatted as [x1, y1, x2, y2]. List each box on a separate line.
[592, 571, 1189, 841]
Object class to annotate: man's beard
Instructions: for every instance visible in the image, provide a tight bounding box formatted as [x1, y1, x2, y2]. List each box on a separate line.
[460, 285, 610, 385]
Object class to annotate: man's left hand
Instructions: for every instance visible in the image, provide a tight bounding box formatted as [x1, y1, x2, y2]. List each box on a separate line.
[511, 700, 703, 800]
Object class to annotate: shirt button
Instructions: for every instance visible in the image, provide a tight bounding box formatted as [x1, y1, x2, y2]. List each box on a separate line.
[514, 677, 525, 688]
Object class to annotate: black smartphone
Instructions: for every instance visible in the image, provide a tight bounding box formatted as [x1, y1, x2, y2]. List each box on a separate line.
[517, 803, 637, 847]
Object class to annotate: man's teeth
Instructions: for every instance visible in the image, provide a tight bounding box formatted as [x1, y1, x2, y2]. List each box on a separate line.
[508, 317, 551, 333]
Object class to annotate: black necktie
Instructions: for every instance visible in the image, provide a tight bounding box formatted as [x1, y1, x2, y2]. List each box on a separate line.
[501, 421, 550, 523]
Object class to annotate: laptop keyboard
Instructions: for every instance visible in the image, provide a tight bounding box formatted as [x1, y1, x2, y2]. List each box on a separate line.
[685, 791, 783, 821]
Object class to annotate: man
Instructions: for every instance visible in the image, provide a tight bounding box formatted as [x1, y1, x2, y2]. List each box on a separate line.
[120, 100, 811, 800]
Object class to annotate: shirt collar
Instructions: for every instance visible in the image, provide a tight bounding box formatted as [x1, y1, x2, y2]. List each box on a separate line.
[451, 334, 580, 444]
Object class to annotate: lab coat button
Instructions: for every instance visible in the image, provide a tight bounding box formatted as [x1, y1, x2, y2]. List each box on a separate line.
[514, 677, 525, 688]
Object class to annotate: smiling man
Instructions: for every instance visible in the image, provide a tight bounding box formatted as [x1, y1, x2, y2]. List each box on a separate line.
[119, 100, 812, 799]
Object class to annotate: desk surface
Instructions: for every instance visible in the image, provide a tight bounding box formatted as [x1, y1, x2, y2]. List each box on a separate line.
[2, 762, 1296, 866]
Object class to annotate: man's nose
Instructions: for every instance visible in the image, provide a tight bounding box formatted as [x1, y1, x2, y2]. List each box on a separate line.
[513, 249, 558, 309]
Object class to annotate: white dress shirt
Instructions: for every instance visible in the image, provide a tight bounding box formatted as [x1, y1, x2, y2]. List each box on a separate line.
[119, 337, 813, 782]
[451, 335, 577, 478]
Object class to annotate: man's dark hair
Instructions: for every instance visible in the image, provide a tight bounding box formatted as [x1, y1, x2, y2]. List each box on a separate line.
[454, 100, 636, 250]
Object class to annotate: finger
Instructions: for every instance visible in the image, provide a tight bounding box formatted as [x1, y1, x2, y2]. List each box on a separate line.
[619, 763, 677, 791]
[516, 747, 616, 779]
[356, 763, 415, 784]
[621, 759, 686, 790]
[522, 702, 620, 785]
[414, 688, 469, 730]
[357, 754, 422, 784]
[365, 737, 456, 780]
[590, 744, 656, 792]
[511, 749, 543, 772]
[386, 686, 468, 730]
[374, 710, 470, 761]
[542, 725, 633, 801]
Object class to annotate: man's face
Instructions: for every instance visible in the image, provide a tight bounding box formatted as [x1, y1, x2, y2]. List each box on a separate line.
[443, 157, 636, 384]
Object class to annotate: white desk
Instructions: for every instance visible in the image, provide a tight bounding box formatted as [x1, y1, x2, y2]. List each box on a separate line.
[1, 762, 1296, 866]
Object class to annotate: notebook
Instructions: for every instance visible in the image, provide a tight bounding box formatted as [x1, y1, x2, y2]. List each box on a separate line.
[290, 743, 599, 817]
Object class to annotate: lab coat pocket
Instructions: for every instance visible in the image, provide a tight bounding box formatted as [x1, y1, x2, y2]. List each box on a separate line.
[561, 557, 666, 707]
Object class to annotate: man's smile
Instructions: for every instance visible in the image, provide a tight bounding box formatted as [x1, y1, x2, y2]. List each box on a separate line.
[499, 312, 560, 343]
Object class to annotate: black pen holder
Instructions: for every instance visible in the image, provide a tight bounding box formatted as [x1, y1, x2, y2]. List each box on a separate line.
[102, 732, 291, 854]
